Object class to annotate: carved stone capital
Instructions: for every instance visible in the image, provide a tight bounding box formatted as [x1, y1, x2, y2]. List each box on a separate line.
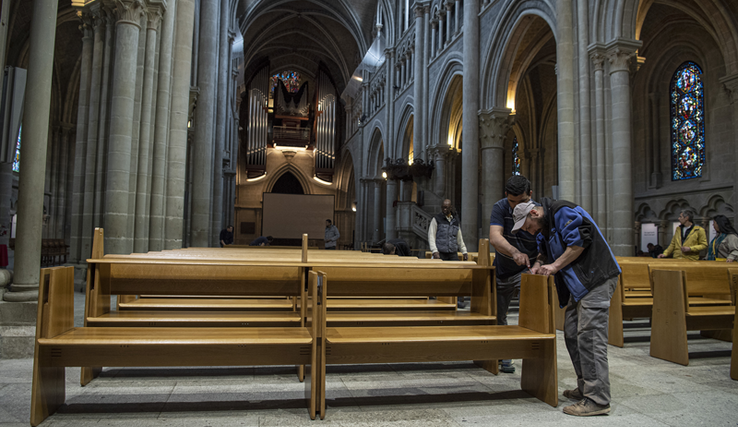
[445, 2, 454, 11]
[385, 48, 395, 59]
[414, 4, 425, 18]
[479, 108, 514, 150]
[109, 0, 145, 27]
[430, 19, 438, 29]
[146, 7, 163, 30]
[605, 38, 642, 74]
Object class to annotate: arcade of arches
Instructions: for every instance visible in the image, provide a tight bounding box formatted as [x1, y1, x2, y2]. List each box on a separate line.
[0, 0, 737, 355]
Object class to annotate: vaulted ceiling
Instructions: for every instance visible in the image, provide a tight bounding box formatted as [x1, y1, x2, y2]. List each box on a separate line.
[236, 0, 380, 95]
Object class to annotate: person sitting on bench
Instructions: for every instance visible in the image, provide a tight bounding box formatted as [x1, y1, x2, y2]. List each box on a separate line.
[250, 236, 274, 246]
[706, 215, 738, 262]
[382, 238, 411, 256]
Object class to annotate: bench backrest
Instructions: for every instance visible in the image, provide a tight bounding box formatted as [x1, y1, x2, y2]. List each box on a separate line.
[649, 265, 732, 297]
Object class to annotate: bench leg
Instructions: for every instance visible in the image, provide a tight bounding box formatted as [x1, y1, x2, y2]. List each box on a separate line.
[650, 272, 689, 365]
[30, 356, 65, 426]
[520, 339, 558, 407]
[80, 367, 102, 386]
[732, 326, 737, 381]
[608, 290, 624, 347]
[473, 360, 499, 375]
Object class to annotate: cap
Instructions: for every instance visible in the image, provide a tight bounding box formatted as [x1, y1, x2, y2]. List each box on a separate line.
[511, 201, 536, 234]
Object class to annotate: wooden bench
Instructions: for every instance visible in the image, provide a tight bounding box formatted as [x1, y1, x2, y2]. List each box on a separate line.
[649, 265, 735, 367]
[313, 271, 558, 418]
[732, 269, 737, 380]
[608, 258, 732, 347]
[31, 265, 322, 426]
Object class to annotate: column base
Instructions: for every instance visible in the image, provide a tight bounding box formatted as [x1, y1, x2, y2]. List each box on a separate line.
[0, 298, 37, 359]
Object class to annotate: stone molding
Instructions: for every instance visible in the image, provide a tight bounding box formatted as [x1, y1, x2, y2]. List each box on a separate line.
[720, 74, 738, 104]
[146, 7, 162, 30]
[108, 0, 145, 27]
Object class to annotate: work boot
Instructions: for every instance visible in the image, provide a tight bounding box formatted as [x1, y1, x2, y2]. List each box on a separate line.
[563, 398, 611, 416]
[563, 388, 583, 401]
[499, 359, 515, 373]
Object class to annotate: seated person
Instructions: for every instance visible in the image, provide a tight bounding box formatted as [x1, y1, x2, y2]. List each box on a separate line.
[382, 238, 411, 256]
[647, 243, 664, 258]
[250, 236, 274, 246]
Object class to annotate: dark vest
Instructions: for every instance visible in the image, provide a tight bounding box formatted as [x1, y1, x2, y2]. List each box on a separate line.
[434, 212, 460, 253]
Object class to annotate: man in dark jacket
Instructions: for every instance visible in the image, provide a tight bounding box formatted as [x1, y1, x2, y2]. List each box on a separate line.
[382, 238, 411, 256]
[512, 198, 620, 417]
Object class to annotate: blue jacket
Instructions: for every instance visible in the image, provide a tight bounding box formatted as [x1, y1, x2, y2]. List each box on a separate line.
[537, 198, 620, 305]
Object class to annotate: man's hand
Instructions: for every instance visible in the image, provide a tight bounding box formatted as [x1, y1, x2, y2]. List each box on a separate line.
[512, 250, 530, 267]
[432, 252, 440, 259]
[462, 253, 468, 261]
[538, 264, 558, 276]
[657, 253, 666, 258]
[529, 262, 543, 275]
[681, 246, 691, 253]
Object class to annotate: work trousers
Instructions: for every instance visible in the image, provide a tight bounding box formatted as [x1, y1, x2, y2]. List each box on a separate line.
[563, 276, 617, 406]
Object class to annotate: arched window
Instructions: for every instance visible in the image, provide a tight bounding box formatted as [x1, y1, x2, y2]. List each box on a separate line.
[670, 61, 705, 181]
[512, 136, 520, 175]
[12, 126, 21, 173]
[271, 71, 301, 94]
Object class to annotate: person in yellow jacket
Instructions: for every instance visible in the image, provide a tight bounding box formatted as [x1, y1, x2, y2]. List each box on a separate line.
[658, 209, 707, 260]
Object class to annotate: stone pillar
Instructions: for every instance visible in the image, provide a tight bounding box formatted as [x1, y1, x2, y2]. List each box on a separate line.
[606, 39, 641, 256]
[422, 5, 430, 159]
[413, 5, 424, 160]
[445, 2, 453, 43]
[577, 0, 592, 212]
[5, 0, 59, 301]
[659, 220, 669, 248]
[104, 0, 144, 255]
[555, 0, 576, 201]
[479, 108, 513, 224]
[589, 46, 607, 229]
[133, 8, 161, 253]
[648, 92, 662, 188]
[0, 0, 10, 75]
[461, 0, 479, 251]
[373, 179, 382, 243]
[454, 0, 461, 34]
[385, 178, 397, 240]
[190, 0, 219, 247]
[719, 74, 738, 211]
[430, 19, 437, 58]
[211, 0, 231, 246]
[438, 10, 445, 49]
[385, 48, 395, 158]
[634, 221, 641, 255]
[149, 0, 177, 251]
[166, 0, 196, 249]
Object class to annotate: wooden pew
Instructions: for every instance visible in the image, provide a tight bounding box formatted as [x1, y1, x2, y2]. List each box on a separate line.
[314, 271, 558, 419]
[608, 258, 732, 347]
[649, 266, 735, 366]
[732, 270, 737, 380]
[31, 265, 321, 426]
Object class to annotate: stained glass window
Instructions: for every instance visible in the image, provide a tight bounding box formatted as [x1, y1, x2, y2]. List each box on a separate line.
[12, 126, 21, 173]
[271, 71, 301, 93]
[512, 136, 520, 176]
[670, 62, 705, 181]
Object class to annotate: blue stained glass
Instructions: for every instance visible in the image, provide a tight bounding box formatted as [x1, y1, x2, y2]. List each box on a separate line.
[271, 71, 301, 93]
[12, 126, 21, 173]
[670, 62, 705, 181]
[512, 136, 520, 176]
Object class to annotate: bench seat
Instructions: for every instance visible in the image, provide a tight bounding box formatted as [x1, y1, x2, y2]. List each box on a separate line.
[326, 325, 552, 345]
[87, 311, 302, 327]
[323, 298, 456, 310]
[326, 310, 495, 326]
[118, 298, 295, 310]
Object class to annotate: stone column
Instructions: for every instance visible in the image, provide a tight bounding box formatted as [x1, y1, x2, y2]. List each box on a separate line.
[5, 0, 59, 301]
[438, 10, 445, 50]
[634, 221, 641, 255]
[445, 2, 453, 43]
[166, 0, 196, 249]
[413, 5, 424, 160]
[719, 74, 738, 211]
[454, 0, 461, 34]
[133, 7, 162, 253]
[577, 0, 592, 212]
[149, 0, 176, 251]
[104, 0, 144, 255]
[190, 0, 219, 247]
[422, 5, 430, 159]
[211, 0, 231, 246]
[589, 45, 607, 229]
[461, 0, 479, 251]
[648, 92, 662, 188]
[606, 38, 641, 256]
[479, 108, 513, 224]
[68, 12, 92, 263]
[0, 0, 10, 75]
[659, 220, 669, 248]
[555, 0, 576, 202]
[430, 19, 437, 58]
[373, 179, 382, 243]
[385, 178, 397, 240]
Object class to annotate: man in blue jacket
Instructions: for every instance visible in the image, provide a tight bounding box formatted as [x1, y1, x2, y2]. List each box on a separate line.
[512, 198, 620, 417]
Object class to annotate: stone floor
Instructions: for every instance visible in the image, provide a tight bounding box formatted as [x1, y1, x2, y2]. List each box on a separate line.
[1, 292, 736, 426]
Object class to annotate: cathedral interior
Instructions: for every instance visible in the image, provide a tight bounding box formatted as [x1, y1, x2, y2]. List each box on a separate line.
[0, 0, 736, 424]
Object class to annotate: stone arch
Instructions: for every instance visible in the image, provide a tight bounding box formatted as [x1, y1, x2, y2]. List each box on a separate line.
[635, 203, 659, 222]
[264, 164, 313, 195]
[429, 57, 463, 149]
[481, 2, 557, 110]
[660, 199, 692, 221]
[395, 104, 414, 161]
[700, 195, 734, 219]
[367, 126, 385, 177]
